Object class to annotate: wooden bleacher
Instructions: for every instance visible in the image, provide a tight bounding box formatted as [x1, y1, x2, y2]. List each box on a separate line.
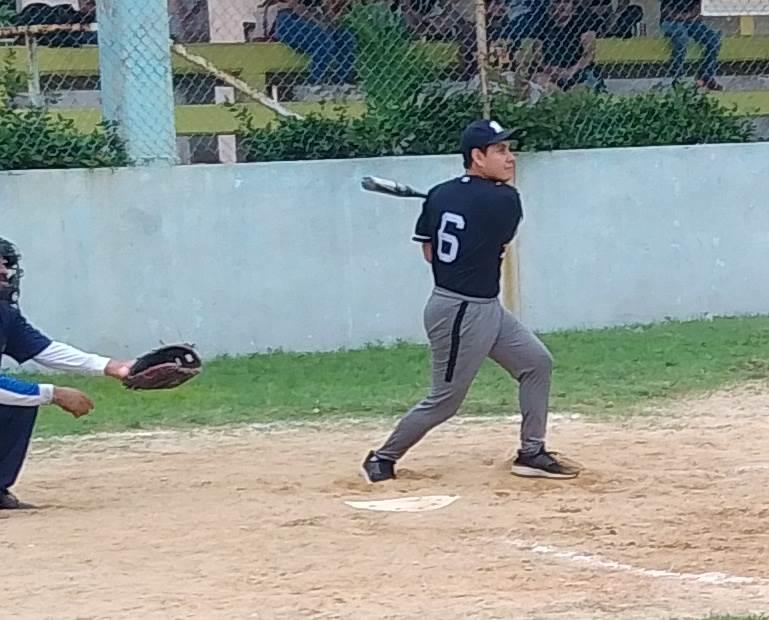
[596, 32, 769, 63]
[1, 36, 768, 135]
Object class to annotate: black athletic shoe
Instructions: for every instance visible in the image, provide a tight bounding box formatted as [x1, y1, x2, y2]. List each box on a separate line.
[511, 447, 580, 479]
[0, 489, 37, 510]
[360, 450, 396, 483]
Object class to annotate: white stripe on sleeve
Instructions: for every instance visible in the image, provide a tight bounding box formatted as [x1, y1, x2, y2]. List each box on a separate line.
[0, 375, 54, 407]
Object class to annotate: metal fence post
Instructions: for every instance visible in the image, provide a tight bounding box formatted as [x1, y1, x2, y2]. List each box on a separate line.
[96, 0, 177, 165]
[474, 0, 491, 119]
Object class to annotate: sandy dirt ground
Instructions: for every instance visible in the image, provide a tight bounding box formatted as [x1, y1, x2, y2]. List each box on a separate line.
[3, 385, 769, 620]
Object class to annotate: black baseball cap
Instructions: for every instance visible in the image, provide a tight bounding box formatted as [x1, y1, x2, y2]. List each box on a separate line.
[460, 119, 518, 161]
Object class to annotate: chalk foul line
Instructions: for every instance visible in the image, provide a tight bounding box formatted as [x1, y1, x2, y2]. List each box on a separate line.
[504, 538, 769, 587]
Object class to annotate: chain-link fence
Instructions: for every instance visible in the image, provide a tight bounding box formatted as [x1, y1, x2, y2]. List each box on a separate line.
[0, 0, 768, 168]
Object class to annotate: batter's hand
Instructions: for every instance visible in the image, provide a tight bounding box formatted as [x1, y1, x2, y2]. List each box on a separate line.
[53, 387, 94, 418]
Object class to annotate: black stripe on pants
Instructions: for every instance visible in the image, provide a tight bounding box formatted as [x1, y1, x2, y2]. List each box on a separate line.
[444, 301, 469, 383]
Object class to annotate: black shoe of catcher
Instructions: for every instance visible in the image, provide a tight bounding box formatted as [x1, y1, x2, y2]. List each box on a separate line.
[511, 446, 580, 479]
[0, 488, 37, 510]
[360, 450, 396, 483]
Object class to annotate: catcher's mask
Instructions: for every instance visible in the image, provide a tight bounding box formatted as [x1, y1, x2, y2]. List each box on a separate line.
[0, 236, 23, 305]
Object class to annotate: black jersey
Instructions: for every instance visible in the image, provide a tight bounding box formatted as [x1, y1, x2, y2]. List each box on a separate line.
[412, 175, 523, 299]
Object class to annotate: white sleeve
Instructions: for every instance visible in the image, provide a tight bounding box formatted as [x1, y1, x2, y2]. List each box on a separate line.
[0, 375, 54, 407]
[32, 341, 110, 375]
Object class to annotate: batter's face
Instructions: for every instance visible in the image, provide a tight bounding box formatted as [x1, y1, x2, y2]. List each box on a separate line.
[471, 141, 516, 183]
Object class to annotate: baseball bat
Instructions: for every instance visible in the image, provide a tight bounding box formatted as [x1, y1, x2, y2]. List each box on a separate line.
[361, 176, 427, 199]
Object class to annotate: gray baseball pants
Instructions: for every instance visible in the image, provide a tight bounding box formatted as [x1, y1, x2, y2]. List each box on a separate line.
[375, 287, 553, 462]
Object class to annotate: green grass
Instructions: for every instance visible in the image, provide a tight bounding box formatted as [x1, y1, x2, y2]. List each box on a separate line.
[18, 315, 769, 439]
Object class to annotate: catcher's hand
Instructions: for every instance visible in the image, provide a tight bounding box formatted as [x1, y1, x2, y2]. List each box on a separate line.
[122, 343, 202, 391]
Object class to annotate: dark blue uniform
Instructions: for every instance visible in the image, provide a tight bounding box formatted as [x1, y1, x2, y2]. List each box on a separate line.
[0, 303, 52, 492]
[372, 172, 557, 464]
[362, 118, 580, 481]
[413, 175, 523, 299]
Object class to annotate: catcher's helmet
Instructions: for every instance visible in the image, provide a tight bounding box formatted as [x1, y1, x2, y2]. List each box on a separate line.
[0, 236, 23, 304]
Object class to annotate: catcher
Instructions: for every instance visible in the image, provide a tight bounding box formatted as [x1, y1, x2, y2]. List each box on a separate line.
[0, 236, 201, 510]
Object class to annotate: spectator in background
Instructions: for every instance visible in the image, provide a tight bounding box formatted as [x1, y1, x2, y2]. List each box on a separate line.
[393, 0, 477, 80]
[488, 0, 547, 54]
[587, 0, 644, 38]
[488, 0, 642, 66]
[267, 0, 357, 86]
[660, 0, 722, 90]
[15, 0, 96, 46]
[531, 0, 605, 92]
[168, 0, 210, 42]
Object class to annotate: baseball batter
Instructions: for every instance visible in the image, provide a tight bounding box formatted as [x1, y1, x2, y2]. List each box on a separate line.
[0, 237, 133, 510]
[361, 119, 579, 482]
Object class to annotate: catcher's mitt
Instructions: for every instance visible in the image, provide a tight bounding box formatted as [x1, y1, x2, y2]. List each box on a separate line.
[123, 343, 202, 390]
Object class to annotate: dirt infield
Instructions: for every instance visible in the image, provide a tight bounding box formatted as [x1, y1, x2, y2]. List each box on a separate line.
[4, 386, 769, 620]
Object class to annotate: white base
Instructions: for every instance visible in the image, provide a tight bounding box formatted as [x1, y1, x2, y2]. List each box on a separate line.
[344, 495, 460, 513]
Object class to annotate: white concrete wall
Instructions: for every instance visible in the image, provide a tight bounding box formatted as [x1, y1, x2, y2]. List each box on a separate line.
[1, 155, 457, 359]
[1, 142, 768, 360]
[515, 142, 769, 332]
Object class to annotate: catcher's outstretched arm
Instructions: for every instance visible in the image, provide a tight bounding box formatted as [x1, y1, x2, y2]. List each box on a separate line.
[0, 374, 54, 407]
[32, 341, 111, 375]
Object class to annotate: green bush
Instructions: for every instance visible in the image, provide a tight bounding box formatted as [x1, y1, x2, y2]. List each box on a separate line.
[235, 85, 754, 163]
[0, 108, 130, 170]
[496, 86, 754, 151]
[341, 2, 444, 110]
[234, 92, 481, 162]
[0, 52, 130, 171]
[0, 0, 14, 25]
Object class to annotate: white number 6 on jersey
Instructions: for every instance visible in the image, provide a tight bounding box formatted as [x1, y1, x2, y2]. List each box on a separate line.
[437, 212, 466, 263]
